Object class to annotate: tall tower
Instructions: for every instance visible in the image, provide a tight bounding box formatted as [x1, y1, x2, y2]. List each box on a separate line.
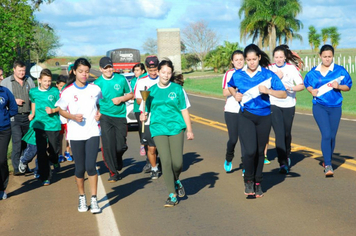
[157, 28, 182, 73]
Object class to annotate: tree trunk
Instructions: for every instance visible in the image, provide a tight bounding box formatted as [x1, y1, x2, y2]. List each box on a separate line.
[201, 60, 205, 72]
[269, 25, 277, 60]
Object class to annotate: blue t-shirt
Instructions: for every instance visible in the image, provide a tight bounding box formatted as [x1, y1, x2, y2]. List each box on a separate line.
[304, 63, 352, 107]
[0, 86, 18, 131]
[228, 66, 286, 116]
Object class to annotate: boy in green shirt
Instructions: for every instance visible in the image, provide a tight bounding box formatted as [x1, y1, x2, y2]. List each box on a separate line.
[94, 57, 133, 182]
[29, 69, 61, 186]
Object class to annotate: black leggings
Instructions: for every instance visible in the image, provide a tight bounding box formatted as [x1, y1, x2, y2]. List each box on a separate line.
[271, 105, 295, 166]
[238, 111, 271, 183]
[71, 136, 100, 178]
[0, 128, 11, 191]
[224, 112, 240, 162]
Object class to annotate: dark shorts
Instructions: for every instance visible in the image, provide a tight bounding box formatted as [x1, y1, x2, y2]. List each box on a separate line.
[142, 125, 156, 147]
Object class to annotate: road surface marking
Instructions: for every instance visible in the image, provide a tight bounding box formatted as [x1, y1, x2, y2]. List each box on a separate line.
[187, 93, 356, 122]
[96, 167, 121, 236]
[190, 114, 356, 172]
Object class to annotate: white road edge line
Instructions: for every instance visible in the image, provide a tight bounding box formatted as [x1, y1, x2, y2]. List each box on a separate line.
[187, 93, 356, 122]
[95, 167, 121, 236]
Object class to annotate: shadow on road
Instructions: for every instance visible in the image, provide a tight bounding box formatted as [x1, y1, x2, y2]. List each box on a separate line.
[8, 162, 76, 198]
[183, 172, 219, 197]
[182, 152, 203, 172]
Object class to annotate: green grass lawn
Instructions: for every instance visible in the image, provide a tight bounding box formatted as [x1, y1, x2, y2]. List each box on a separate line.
[184, 72, 356, 116]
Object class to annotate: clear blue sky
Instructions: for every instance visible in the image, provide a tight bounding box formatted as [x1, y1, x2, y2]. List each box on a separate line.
[35, 0, 356, 56]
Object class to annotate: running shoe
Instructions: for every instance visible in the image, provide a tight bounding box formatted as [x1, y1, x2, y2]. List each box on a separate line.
[58, 155, 65, 163]
[151, 170, 159, 180]
[34, 172, 40, 179]
[244, 181, 255, 196]
[264, 156, 271, 165]
[0, 191, 7, 200]
[90, 196, 101, 214]
[140, 146, 146, 156]
[279, 165, 289, 174]
[324, 165, 334, 177]
[64, 152, 73, 162]
[78, 195, 88, 212]
[255, 183, 264, 198]
[164, 193, 178, 207]
[108, 174, 121, 182]
[224, 160, 232, 172]
[175, 180, 185, 197]
[43, 180, 50, 186]
[18, 159, 27, 173]
[142, 162, 151, 173]
[242, 169, 245, 177]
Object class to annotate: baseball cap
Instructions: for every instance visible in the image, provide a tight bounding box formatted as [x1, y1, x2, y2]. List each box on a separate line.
[99, 57, 113, 68]
[145, 56, 159, 68]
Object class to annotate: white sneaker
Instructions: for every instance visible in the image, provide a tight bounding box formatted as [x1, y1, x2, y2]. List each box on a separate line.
[18, 159, 27, 173]
[78, 195, 88, 212]
[90, 196, 101, 214]
[0, 191, 7, 200]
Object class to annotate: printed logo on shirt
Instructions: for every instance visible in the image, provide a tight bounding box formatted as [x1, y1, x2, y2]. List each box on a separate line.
[114, 84, 121, 91]
[74, 95, 78, 102]
[48, 95, 54, 102]
[168, 92, 177, 100]
[0, 97, 4, 104]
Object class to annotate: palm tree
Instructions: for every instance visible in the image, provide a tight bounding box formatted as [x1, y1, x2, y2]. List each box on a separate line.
[329, 27, 341, 49]
[308, 26, 321, 52]
[321, 28, 330, 44]
[239, 0, 303, 58]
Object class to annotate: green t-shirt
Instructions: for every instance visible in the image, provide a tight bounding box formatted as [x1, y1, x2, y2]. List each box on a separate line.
[146, 82, 187, 137]
[29, 87, 61, 131]
[94, 73, 132, 118]
[22, 121, 36, 145]
[131, 72, 147, 113]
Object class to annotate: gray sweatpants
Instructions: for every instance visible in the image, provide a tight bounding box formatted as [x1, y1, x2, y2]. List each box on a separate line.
[153, 131, 184, 194]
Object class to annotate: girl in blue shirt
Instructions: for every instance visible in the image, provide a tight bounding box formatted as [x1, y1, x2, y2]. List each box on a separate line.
[304, 44, 352, 177]
[228, 44, 286, 197]
[0, 85, 17, 200]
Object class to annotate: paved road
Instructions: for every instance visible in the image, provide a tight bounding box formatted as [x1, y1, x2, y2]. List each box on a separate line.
[1, 84, 356, 236]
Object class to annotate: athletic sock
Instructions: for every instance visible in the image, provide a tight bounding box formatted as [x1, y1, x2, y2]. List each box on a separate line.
[151, 166, 158, 172]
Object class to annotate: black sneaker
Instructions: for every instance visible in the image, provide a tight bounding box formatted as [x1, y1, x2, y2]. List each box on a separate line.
[108, 174, 121, 182]
[244, 181, 255, 195]
[279, 165, 289, 174]
[255, 183, 264, 198]
[164, 193, 178, 207]
[175, 180, 185, 197]
[151, 170, 159, 180]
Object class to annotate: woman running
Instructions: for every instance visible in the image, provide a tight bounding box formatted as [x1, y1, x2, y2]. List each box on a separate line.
[222, 50, 244, 173]
[141, 60, 194, 207]
[268, 45, 305, 174]
[56, 58, 102, 213]
[304, 44, 352, 177]
[228, 44, 287, 197]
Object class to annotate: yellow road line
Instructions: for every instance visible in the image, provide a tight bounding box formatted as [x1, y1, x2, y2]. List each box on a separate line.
[90, 73, 98, 79]
[190, 114, 356, 172]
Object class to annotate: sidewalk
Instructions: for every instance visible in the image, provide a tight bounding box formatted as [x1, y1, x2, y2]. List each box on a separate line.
[0, 160, 100, 236]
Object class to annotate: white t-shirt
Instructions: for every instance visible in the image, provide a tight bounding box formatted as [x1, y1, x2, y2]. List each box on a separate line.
[134, 74, 159, 100]
[222, 69, 240, 113]
[55, 82, 102, 140]
[268, 63, 303, 108]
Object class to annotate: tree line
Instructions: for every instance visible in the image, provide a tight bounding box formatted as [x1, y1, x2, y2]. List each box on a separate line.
[0, 0, 60, 76]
